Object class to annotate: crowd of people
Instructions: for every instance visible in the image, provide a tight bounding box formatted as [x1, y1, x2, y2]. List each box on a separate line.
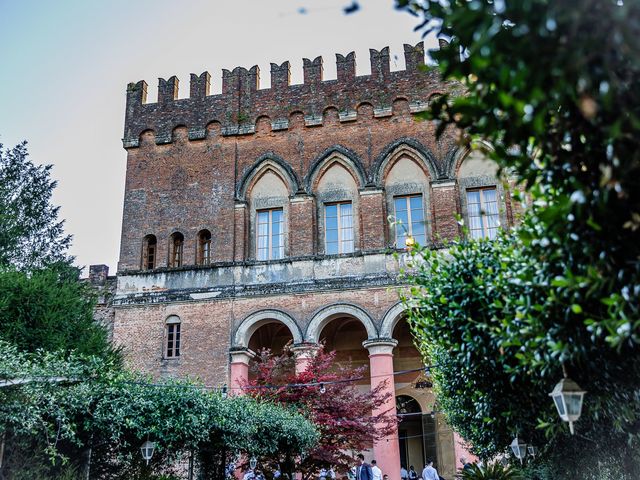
[238, 454, 474, 480]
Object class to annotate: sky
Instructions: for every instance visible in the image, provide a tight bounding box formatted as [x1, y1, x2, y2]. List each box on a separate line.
[0, 0, 432, 275]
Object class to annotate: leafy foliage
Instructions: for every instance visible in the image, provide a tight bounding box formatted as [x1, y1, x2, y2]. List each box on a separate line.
[396, 0, 640, 348]
[402, 222, 640, 477]
[461, 462, 523, 480]
[0, 342, 318, 479]
[393, 0, 640, 477]
[0, 263, 115, 358]
[0, 141, 71, 271]
[246, 345, 395, 479]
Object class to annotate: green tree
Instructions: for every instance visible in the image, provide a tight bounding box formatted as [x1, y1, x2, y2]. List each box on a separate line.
[394, 0, 640, 478]
[0, 342, 318, 479]
[0, 142, 71, 271]
[0, 263, 113, 358]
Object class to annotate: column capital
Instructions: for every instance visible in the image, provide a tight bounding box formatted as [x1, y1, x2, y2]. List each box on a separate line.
[290, 342, 321, 355]
[229, 347, 255, 365]
[362, 338, 398, 355]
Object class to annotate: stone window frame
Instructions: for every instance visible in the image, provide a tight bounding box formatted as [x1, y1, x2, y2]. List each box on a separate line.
[249, 197, 289, 262]
[317, 189, 360, 256]
[385, 183, 431, 250]
[465, 186, 501, 239]
[255, 207, 286, 261]
[458, 176, 509, 238]
[164, 315, 181, 359]
[391, 193, 428, 248]
[141, 234, 157, 270]
[323, 201, 355, 255]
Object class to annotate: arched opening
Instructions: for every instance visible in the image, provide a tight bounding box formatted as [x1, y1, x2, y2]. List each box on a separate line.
[248, 322, 294, 355]
[142, 234, 157, 270]
[318, 317, 370, 385]
[392, 318, 423, 379]
[247, 321, 295, 381]
[169, 232, 184, 267]
[197, 229, 212, 265]
[396, 395, 430, 474]
[392, 319, 455, 477]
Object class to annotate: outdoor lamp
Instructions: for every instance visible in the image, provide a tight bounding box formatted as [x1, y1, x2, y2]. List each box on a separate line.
[319, 383, 326, 394]
[527, 445, 538, 458]
[249, 456, 258, 470]
[510, 436, 527, 464]
[405, 236, 415, 248]
[549, 376, 586, 435]
[221, 384, 228, 398]
[140, 440, 155, 465]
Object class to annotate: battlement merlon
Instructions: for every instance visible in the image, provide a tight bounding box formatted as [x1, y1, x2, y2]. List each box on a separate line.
[123, 42, 451, 148]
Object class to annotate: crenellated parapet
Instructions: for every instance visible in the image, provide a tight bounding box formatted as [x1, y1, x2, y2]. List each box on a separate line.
[123, 42, 453, 148]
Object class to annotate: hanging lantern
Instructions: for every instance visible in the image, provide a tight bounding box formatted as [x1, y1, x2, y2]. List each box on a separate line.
[405, 236, 416, 248]
[527, 445, 538, 458]
[140, 440, 155, 465]
[249, 456, 258, 470]
[549, 377, 586, 434]
[510, 436, 527, 464]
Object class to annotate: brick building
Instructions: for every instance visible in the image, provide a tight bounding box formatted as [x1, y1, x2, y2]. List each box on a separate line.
[109, 42, 515, 479]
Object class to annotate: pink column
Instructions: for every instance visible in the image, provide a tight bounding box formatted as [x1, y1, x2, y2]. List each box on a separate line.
[290, 343, 320, 375]
[454, 432, 478, 469]
[229, 348, 255, 396]
[363, 339, 400, 480]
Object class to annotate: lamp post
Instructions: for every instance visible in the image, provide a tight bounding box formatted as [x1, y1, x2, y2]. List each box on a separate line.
[510, 436, 527, 464]
[140, 440, 155, 465]
[549, 375, 586, 435]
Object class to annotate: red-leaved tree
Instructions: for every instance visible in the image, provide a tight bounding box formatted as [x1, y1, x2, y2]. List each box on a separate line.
[244, 344, 397, 479]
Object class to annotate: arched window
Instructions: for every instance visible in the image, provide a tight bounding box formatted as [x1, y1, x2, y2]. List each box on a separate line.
[248, 168, 289, 261]
[142, 235, 157, 270]
[197, 229, 212, 265]
[164, 315, 181, 358]
[169, 232, 184, 268]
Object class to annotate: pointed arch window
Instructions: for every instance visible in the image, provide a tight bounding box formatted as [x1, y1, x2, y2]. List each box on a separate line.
[142, 235, 157, 270]
[169, 232, 184, 267]
[197, 229, 212, 265]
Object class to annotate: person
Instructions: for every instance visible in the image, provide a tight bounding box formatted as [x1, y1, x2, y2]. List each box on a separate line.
[355, 454, 374, 480]
[254, 469, 266, 480]
[421, 459, 440, 480]
[243, 469, 255, 480]
[400, 465, 409, 480]
[371, 460, 382, 480]
[460, 457, 473, 472]
[327, 467, 336, 479]
[319, 468, 328, 479]
[347, 466, 357, 480]
[408, 465, 418, 480]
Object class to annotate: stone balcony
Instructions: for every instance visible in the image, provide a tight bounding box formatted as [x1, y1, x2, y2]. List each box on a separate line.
[114, 251, 411, 306]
